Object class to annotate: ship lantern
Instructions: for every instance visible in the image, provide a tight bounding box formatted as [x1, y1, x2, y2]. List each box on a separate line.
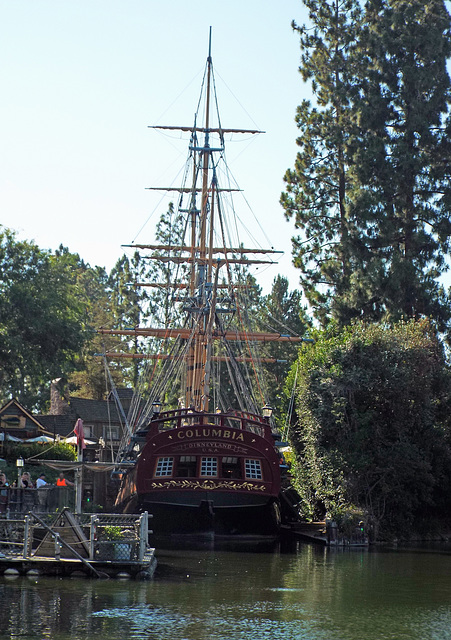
[152, 399, 162, 416]
[262, 404, 273, 419]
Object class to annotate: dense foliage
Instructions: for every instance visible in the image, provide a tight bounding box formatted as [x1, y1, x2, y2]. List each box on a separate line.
[286, 319, 451, 539]
[0, 227, 142, 407]
[0, 230, 90, 409]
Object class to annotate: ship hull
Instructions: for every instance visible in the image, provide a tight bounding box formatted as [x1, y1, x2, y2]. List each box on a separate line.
[137, 491, 281, 536]
[116, 410, 283, 537]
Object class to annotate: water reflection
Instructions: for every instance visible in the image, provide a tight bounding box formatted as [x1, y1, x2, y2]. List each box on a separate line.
[1, 541, 451, 640]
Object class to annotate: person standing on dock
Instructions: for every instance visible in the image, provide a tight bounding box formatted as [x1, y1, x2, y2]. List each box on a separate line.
[36, 473, 47, 488]
[0, 472, 8, 513]
[20, 472, 34, 488]
[56, 473, 74, 487]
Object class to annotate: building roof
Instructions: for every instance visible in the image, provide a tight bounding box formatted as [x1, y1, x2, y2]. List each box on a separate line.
[36, 397, 125, 438]
[35, 414, 74, 438]
[2, 390, 137, 442]
[68, 397, 123, 423]
[0, 398, 51, 436]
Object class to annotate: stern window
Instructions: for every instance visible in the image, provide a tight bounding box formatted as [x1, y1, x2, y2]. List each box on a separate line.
[200, 457, 217, 477]
[155, 457, 174, 477]
[222, 456, 242, 479]
[176, 456, 197, 477]
[245, 459, 262, 480]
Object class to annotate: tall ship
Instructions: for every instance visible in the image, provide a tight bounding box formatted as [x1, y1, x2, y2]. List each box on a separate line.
[100, 33, 304, 536]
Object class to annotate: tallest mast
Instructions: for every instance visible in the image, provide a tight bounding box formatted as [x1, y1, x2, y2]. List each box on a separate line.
[185, 28, 215, 412]
[199, 26, 212, 272]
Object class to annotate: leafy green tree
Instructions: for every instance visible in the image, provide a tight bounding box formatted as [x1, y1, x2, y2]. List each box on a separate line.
[287, 319, 451, 538]
[0, 231, 89, 409]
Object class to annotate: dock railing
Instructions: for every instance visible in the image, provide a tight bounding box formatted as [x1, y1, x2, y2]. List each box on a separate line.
[0, 510, 151, 563]
[1, 486, 75, 515]
[86, 512, 150, 562]
[0, 517, 30, 557]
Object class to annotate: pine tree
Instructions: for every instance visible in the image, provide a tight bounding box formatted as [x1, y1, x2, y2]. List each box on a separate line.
[282, 0, 451, 330]
[257, 275, 311, 411]
[141, 203, 188, 329]
[107, 252, 145, 387]
[281, 0, 364, 324]
[354, 0, 451, 328]
[68, 264, 127, 400]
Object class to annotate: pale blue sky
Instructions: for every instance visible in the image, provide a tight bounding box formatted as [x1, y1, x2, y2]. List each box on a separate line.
[1, 1, 311, 293]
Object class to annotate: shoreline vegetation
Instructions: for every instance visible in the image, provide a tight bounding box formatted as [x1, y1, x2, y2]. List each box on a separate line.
[285, 319, 451, 544]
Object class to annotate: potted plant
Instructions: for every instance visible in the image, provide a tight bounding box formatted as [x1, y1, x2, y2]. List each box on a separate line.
[97, 525, 136, 560]
[103, 526, 124, 541]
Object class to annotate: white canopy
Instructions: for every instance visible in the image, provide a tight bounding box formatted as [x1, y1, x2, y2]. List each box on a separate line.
[0, 433, 22, 442]
[63, 436, 96, 445]
[25, 435, 55, 444]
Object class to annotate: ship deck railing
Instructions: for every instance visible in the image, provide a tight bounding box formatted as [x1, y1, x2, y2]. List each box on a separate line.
[151, 408, 271, 438]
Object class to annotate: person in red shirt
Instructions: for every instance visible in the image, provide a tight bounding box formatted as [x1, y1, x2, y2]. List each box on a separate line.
[56, 473, 74, 487]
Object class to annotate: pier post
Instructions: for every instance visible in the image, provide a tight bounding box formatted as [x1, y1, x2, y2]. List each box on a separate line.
[23, 515, 30, 559]
[54, 534, 61, 560]
[89, 515, 99, 560]
[138, 512, 148, 561]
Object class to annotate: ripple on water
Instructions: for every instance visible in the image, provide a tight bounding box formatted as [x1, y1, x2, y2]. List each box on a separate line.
[92, 601, 342, 640]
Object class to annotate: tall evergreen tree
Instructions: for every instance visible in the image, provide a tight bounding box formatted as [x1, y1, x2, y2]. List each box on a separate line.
[107, 252, 145, 388]
[355, 0, 451, 328]
[257, 275, 312, 411]
[281, 0, 364, 324]
[67, 263, 126, 400]
[282, 0, 451, 330]
[141, 203, 188, 328]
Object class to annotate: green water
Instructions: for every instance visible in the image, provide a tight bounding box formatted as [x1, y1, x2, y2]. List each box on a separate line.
[1, 539, 451, 639]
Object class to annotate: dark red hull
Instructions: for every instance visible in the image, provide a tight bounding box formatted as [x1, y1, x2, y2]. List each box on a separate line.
[116, 409, 283, 536]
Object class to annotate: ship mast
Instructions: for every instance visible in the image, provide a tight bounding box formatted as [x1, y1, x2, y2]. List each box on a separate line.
[185, 29, 214, 412]
[185, 27, 214, 411]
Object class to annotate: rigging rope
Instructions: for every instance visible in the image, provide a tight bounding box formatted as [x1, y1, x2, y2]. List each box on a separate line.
[283, 362, 299, 443]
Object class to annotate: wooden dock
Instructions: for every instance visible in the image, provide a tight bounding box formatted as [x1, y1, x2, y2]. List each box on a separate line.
[282, 520, 369, 546]
[281, 521, 328, 545]
[0, 551, 157, 579]
[0, 509, 157, 579]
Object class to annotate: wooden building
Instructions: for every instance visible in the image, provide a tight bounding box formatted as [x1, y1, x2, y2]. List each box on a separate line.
[0, 381, 136, 510]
